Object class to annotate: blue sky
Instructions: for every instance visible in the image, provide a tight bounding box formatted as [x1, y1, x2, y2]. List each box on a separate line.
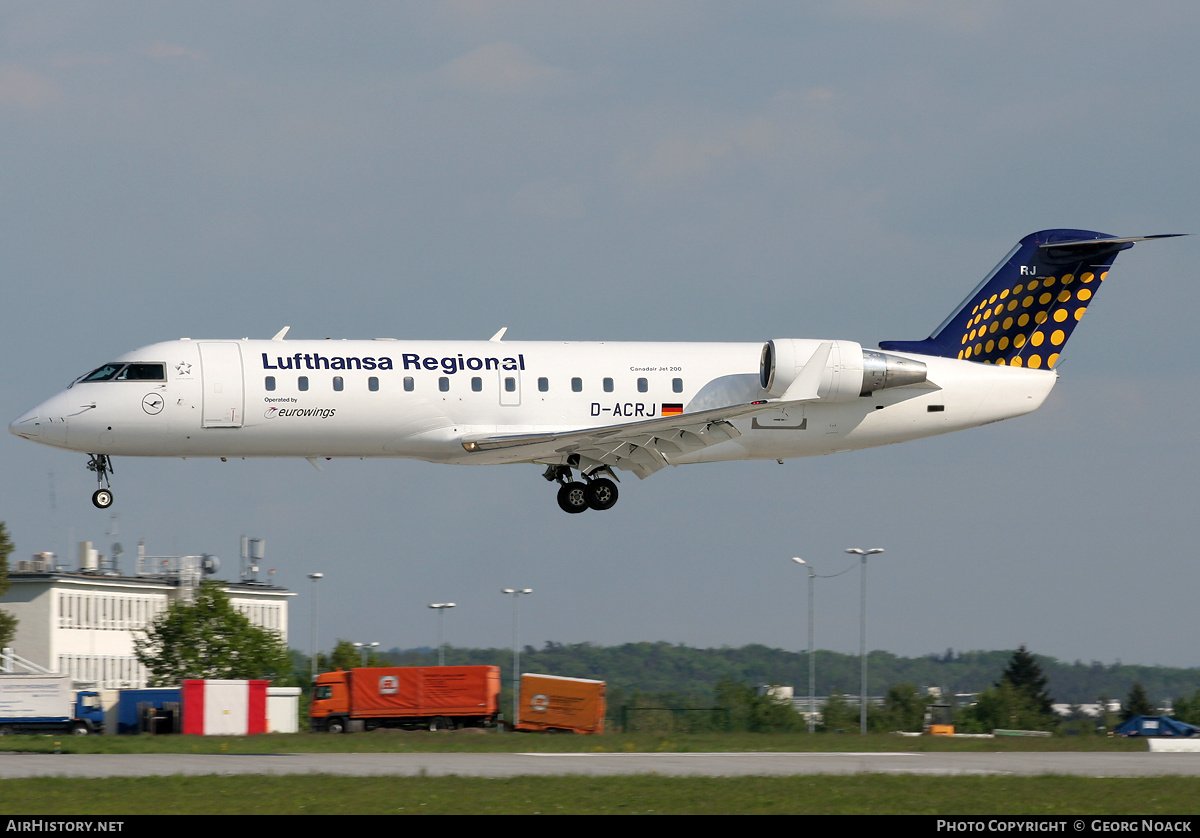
[4, 1, 1198, 673]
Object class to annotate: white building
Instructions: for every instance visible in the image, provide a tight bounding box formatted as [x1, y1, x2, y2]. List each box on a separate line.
[1, 545, 294, 689]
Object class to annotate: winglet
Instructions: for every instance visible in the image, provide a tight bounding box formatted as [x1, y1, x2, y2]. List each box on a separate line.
[780, 342, 832, 401]
[489, 327, 508, 342]
[272, 327, 291, 341]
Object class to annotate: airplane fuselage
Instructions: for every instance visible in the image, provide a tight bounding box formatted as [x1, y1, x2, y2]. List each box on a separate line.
[12, 337, 1056, 468]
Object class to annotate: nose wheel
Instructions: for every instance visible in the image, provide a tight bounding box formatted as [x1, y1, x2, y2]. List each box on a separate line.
[86, 454, 115, 508]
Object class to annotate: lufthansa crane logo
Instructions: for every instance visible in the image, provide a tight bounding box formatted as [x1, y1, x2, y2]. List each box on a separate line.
[141, 394, 164, 415]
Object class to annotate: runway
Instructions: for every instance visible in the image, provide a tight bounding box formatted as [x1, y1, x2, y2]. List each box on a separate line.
[1, 751, 1199, 779]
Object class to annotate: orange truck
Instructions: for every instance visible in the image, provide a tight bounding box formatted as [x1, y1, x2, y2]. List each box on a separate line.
[515, 674, 606, 734]
[311, 666, 500, 733]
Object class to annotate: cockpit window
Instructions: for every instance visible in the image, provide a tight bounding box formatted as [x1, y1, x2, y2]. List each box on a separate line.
[73, 362, 166, 387]
[116, 363, 165, 381]
[78, 364, 124, 383]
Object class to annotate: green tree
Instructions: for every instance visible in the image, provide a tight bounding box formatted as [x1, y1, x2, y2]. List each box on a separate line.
[134, 580, 290, 685]
[1123, 682, 1156, 720]
[997, 645, 1055, 717]
[871, 682, 927, 732]
[0, 523, 17, 649]
[962, 680, 1058, 733]
[713, 680, 804, 733]
[819, 689, 857, 732]
[1170, 690, 1200, 726]
[322, 640, 365, 671]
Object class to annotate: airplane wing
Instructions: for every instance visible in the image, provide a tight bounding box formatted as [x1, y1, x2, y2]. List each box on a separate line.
[461, 397, 814, 479]
[461, 342, 841, 478]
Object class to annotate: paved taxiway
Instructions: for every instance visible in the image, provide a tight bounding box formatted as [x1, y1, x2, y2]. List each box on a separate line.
[1, 752, 1199, 779]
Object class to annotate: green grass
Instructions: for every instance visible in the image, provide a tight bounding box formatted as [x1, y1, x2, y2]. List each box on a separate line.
[1, 774, 1197, 815]
[0, 730, 1151, 755]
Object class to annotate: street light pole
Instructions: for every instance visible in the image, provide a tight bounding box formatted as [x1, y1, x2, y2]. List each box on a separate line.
[307, 572, 324, 684]
[428, 603, 456, 666]
[354, 641, 379, 666]
[501, 588, 533, 729]
[792, 558, 816, 733]
[846, 547, 884, 734]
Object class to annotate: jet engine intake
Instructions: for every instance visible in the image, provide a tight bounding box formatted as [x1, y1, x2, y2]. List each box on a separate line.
[761, 340, 926, 402]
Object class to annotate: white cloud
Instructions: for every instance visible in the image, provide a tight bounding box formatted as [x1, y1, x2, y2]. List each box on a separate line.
[0, 64, 62, 110]
[826, 0, 1002, 32]
[438, 42, 566, 95]
[145, 41, 206, 61]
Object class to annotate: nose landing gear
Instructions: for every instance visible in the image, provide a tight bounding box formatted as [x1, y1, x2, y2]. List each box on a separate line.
[545, 465, 619, 514]
[86, 454, 114, 509]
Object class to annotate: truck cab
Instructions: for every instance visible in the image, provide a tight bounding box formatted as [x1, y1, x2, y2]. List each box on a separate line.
[74, 691, 105, 735]
[309, 671, 351, 733]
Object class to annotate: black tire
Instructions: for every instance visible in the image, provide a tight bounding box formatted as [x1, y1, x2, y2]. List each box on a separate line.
[428, 716, 456, 732]
[92, 489, 113, 509]
[584, 478, 618, 511]
[71, 723, 89, 736]
[556, 482, 589, 514]
[0, 725, 13, 736]
[326, 718, 346, 734]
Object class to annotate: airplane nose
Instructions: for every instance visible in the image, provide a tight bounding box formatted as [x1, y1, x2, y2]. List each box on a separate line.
[10, 405, 70, 447]
[9, 411, 40, 439]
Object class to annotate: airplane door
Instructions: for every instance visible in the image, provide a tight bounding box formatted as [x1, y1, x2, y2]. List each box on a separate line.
[499, 371, 521, 407]
[198, 342, 245, 428]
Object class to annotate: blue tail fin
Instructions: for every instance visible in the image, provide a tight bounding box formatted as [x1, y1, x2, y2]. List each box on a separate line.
[880, 229, 1181, 369]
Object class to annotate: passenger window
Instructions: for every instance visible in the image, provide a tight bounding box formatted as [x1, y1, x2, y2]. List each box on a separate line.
[538, 377, 549, 392]
[404, 377, 414, 392]
[368, 377, 379, 392]
[673, 378, 683, 393]
[265, 377, 276, 392]
[571, 377, 583, 392]
[333, 376, 344, 392]
[637, 378, 648, 393]
[298, 376, 309, 392]
[603, 378, 614, 393]
[505, 377, 516, 392]
[471, 377, 483, 392]
[439, 377, 450, 392]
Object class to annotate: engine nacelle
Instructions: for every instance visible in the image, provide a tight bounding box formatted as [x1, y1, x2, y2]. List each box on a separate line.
[760, 339, 927, 402]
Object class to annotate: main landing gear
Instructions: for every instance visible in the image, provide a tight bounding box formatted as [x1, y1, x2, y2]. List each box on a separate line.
[544, 465, 619, 514]
[86, 454, 114, 509]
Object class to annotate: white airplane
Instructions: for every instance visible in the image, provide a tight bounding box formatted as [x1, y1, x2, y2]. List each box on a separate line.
[10, 229, 1180, 514]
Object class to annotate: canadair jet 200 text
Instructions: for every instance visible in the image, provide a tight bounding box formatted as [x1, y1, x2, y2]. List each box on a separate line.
[10, 229, 1180, 513]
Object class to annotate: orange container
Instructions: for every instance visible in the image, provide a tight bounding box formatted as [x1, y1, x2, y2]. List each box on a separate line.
[515, 674, 606, 734]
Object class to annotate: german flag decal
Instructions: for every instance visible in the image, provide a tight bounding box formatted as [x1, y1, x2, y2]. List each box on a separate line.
[662, 403, 683, 416]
